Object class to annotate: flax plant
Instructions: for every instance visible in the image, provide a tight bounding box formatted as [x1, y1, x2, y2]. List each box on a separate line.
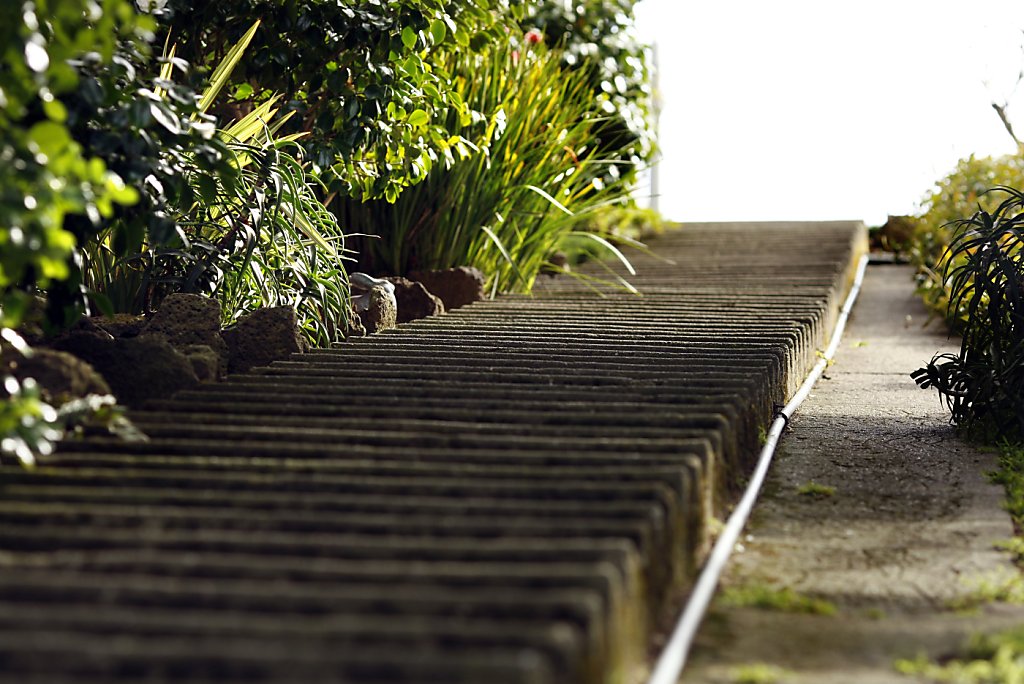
[337, 40, 639, 294]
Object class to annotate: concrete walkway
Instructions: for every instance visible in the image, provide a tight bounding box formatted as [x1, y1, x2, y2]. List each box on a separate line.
[683, 264, 1024, 683]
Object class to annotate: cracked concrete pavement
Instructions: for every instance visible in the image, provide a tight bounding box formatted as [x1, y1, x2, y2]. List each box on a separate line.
[681, 264, 1024, 684]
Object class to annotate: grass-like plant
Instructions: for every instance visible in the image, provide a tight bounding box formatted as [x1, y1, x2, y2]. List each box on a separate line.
[912, 187, 1024, 439]
[176, 135, 353, 346]
[335, 39, 640, 295]
[993, 443, 1024, 543]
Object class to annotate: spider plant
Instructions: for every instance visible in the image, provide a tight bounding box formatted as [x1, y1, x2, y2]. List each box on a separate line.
[335, 40, 640, 295]
[912, 186, 1024, 439]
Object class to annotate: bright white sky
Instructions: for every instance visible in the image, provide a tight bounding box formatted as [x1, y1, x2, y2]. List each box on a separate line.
[634, 0, 1024, 225]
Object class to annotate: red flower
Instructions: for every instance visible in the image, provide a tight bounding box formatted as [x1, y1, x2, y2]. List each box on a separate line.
[524, 28, 543, 45]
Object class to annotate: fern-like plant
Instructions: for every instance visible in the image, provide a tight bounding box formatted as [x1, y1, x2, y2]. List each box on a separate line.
[912, 186, 1024, 438]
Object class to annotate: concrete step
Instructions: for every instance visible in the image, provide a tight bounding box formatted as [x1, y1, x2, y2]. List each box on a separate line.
[0, 221, 867, 683]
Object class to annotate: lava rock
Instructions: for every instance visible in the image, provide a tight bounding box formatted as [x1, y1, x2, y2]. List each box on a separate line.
[0, 347, 111, 403]
[53, 333, 199, 408]
[181, 344, 220, 382]
[386, 277, 444, 324]
[345, 307, 367, 338]
[222, 306, 307, 374]
[408, 266, 485, 310]
[143, 293, 229, 374]
[350, 273, 398, 334]
[356, 288, 398, 333]
[90, 313, 148, 339]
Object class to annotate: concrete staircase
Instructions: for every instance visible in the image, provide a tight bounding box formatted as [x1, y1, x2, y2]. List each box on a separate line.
[0, 221, 866, 683]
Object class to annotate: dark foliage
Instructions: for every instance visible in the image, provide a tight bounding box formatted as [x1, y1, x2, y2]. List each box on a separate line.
[64, 43, 240, 318]
[912, 186, 1024, 438]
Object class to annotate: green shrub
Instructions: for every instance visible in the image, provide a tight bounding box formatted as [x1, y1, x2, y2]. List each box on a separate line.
[158, 0, 520, 202]
[335, 39, 638, 294]
[0, 373, 61, 467]
[67, 42, 244, 319]
[910, 155, 1024, 326]
[0, 344, 142, 468]
[912, 187, 1024, 439]
[0, 0, 152, 331]
[84, 33, 353, 345]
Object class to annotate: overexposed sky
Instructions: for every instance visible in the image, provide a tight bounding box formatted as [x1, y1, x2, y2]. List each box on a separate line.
[634, 0, 1024, 225]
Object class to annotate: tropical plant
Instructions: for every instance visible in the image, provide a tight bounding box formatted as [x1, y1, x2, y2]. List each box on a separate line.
[912, 187, 1024, 439]
[79, 22, 353, 345]
[336, 38, 640, 294]
[180, 134, 354, 345]
[68, 43, 242, 317]
[155, 0, 522, 202]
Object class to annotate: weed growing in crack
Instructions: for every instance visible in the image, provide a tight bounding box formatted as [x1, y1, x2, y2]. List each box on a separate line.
[730, 662, 794, 684]
[895, 625, 1024, 683]
[719, 583, 837, 616]
[995, 538, 1024, 566]
[797, 481, 836, 498]
[992, 442, 1024, 546]
[947, 572, 1024, 612]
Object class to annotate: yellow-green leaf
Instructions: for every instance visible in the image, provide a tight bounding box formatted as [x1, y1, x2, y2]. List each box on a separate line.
[198, 20, 260, 114]
[407, 109, 429, 127]
[401, 26, 417, 50]
[429, 19, 446, 45]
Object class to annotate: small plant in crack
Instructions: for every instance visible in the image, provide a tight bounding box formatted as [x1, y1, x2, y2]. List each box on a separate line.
[730, 662, 794, 684]
[719, 583, 837, 616]
[947, 572, 1024, 612]
[797, 481, 836, 498]
[895, 625, 1024, 682]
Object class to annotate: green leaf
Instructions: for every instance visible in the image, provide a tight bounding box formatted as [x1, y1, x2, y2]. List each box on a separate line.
[524, 184, 573, 216]
[150, 102, 181, 135]
[429, 19, 446, 45]
[401, 26, 417, 50]
[42, 98, 68, 123]
[481, 224, 525, 287]
[407, 109, 429, 127]
[233, 83, 254, 100]
[198, 20, 260, 114]
[570, 231, 637, 275]
[24, 38, 49, 73]
[27, 121, 71, 159]
[195, 173, 218, 204]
